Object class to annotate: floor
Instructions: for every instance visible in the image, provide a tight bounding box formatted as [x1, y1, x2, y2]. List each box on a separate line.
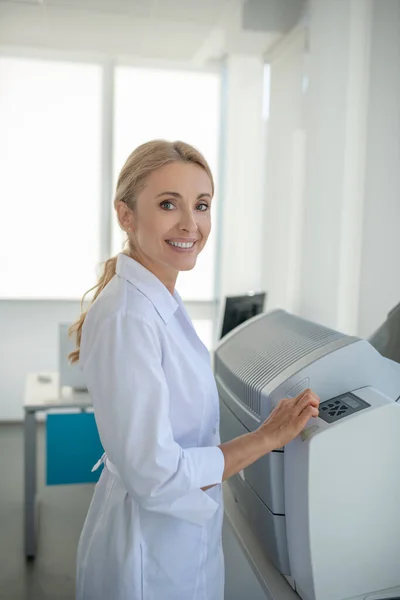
[0, 423, 93, 600]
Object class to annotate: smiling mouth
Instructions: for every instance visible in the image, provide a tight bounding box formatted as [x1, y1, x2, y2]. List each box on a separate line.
[166, 240, 196, 249]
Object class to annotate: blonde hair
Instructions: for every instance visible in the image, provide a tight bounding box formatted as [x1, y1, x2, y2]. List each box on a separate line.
[68, 139, 214, 364]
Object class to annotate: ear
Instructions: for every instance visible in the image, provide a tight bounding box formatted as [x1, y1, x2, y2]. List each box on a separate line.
[115, 200, 134, 233]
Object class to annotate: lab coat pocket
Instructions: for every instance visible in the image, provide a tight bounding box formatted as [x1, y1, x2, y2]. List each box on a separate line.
[140, 510, 205, 600]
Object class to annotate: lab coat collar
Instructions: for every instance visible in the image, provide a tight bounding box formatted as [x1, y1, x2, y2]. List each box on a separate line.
[116, 253, 179, 324]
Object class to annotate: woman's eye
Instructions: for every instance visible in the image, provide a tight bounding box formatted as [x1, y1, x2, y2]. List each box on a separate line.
[160, 201, 175, 210]
[196, 203, 209, 212]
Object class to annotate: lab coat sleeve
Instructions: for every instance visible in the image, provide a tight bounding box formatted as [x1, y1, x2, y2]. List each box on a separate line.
[82, 310, 225, 526]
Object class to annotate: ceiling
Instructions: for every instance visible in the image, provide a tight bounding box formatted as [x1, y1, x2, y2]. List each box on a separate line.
[0, 0, 232, 25]
[0, 0, 296, 63]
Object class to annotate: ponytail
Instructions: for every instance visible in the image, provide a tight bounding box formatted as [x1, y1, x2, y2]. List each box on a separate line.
[68, 256, 118, 363]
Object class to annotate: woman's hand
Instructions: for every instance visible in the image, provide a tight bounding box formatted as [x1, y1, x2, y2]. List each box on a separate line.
[257, 389, 320, 451]
[217, 389, 320, 486]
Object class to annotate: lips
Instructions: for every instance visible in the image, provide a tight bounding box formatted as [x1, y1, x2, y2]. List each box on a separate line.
[165, 239, 198, 243]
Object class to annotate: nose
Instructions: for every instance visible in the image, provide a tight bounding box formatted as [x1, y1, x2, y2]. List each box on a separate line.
[179, 207, 199, 234]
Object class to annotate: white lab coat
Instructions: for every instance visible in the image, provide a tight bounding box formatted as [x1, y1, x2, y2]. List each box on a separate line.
[76, 253, 225, 600]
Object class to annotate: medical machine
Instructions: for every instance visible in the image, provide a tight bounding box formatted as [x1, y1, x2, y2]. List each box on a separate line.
[214, 309, 400, 600]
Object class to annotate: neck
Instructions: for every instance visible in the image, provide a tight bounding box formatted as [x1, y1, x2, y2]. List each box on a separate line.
[127, 250, 178, 295]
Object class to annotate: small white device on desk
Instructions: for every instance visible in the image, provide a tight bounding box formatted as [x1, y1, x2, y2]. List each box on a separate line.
[214, 309, 400, 600]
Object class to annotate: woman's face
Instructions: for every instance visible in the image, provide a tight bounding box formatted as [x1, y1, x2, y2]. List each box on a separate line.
[118, 161, 213, 290]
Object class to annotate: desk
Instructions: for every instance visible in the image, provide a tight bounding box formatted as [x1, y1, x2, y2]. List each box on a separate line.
[23, 372, 91, 559]
[223, 484, 299, 600]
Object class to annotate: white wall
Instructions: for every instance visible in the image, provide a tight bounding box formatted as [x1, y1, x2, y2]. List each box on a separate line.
[0, 301, 81, 421]
[357, 0, 400, 338]
[297, 0, 400, 337]
[262, 0, 399, 340]
[298, 0, 352, 329]
[297, 0, 372, 334]
[262, 26, 306, 314]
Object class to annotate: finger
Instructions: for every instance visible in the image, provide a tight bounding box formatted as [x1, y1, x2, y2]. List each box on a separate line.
[294, 388, 319, 405]
[297, 392, 320, 413]
[298, 405, 319, 428]
[305, 389, 320, 402]
[294, 388, 310, 402]
[300, 405, 319, 418]
[297, 408, 314, 430]
[308, 394, 320, 408]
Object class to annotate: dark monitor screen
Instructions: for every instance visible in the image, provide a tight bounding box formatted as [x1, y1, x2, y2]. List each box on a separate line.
[368, 301, 400, 364]
[220, 292, 266, 339]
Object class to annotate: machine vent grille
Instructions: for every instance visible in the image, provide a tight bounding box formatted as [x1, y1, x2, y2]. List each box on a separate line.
[215, 310, 351, 417]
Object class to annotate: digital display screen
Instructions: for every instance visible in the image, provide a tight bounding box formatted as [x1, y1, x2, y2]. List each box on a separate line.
[344, 396, 361, 409]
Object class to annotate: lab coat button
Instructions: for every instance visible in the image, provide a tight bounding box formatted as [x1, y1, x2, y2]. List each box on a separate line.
[212, 428, 217, 435]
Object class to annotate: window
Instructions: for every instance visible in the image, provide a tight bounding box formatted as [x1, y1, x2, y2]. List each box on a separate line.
[112, 67, 221, 301]
[0, 59, 220, 301]
[0, 57, 102, 299]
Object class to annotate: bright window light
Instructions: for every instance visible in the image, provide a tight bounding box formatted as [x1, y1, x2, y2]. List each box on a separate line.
[113, 67, 221, 301]
[0, 57, 102, 299]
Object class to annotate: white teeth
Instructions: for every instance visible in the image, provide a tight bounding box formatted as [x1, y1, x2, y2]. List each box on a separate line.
[167, 241, 194, 248]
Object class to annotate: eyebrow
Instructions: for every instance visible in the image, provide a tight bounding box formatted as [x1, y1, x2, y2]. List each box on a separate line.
[156, 191, 212, 200]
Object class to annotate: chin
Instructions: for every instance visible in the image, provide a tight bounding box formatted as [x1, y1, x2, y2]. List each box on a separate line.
[173, 257, 198, 272]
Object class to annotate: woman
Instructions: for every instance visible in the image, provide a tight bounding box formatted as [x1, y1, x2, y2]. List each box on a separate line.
[70, 140, 319, 600]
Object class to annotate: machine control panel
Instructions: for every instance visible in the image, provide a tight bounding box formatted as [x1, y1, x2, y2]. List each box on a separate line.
[319, 392, 370, 424]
